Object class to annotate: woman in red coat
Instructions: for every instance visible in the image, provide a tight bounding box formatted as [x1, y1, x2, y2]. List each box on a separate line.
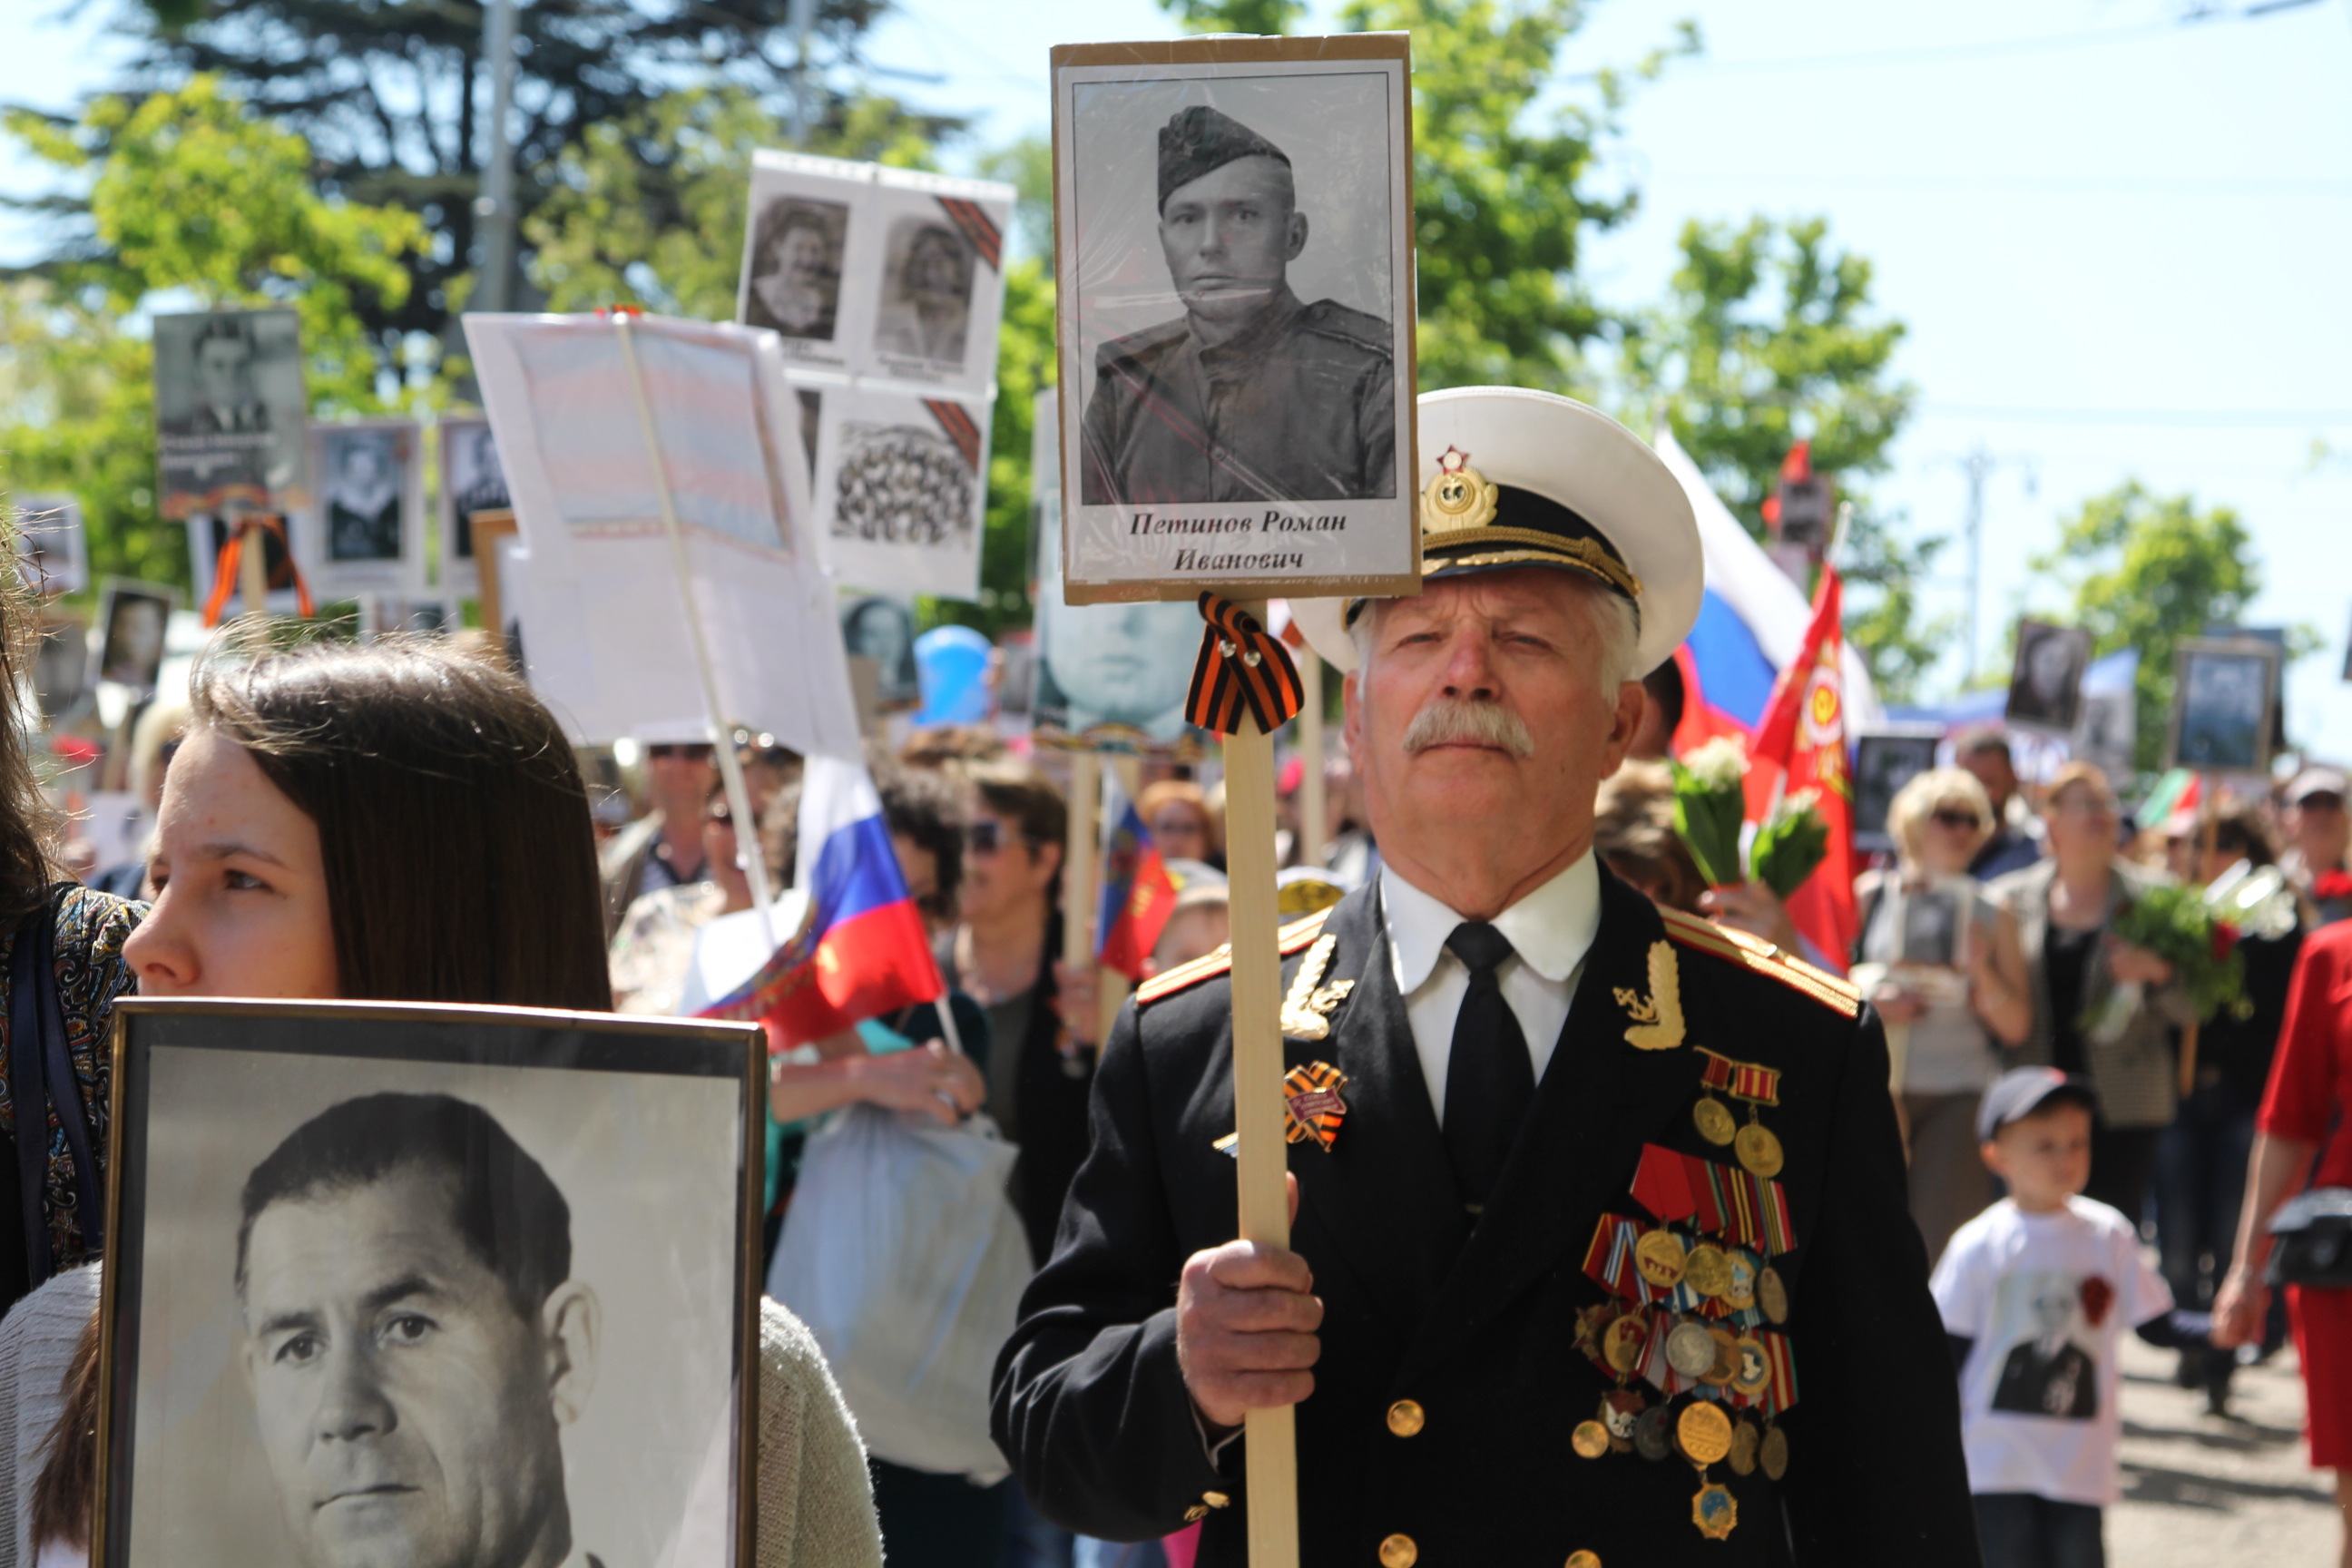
[2214, 920, 2352, 1566]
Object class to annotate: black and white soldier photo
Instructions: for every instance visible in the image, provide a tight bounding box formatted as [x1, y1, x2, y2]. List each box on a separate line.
[100, 1001, 762, 1568]
[152, 309, 310, 524]
[2004, 619, 2092, 734]
[744, 196, 848, 342]
[839, 593, 919, 703]
[2170, 636, 2280, 773]
[1054, 39, 1417, 603]
[1852, 730, 1942, 854]
[323, 428, 403, 562]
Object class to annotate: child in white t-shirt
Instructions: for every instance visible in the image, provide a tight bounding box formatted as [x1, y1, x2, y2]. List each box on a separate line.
[1931, 1067, 2210, 1568]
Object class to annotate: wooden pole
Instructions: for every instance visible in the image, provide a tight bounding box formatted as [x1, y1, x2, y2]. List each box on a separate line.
[1298, 653, 1328, 869]
[2180, 774, 2220, 1099]
[1220, 604, 1298, 1568]
[1063, 750, 1101, 987]
[469, 507, 520, 655]
[238, 517, 270, 618]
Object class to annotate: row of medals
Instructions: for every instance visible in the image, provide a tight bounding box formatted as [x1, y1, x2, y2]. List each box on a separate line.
[1566, 1088, 1793, 1541]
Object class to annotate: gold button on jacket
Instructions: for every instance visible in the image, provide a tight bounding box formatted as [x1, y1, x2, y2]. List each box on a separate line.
[1377, 1534, 1418, 1568]
[1385, 1398, 1425, 1436]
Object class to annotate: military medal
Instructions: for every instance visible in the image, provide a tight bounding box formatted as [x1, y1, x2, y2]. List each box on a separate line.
[1700, 1325, 1740, 1387]
[1632, 1402, 1673, 1462]
[1634, 1229, 1688, 1291]
[1691, 1049, 1740, 1146]
[1720, 1056, 1787, 1178]
[1721, 1249, 1759, 1312]
[1730, 1334, 1772, 1401]
[1572, 1419, 1612, 1460]
[1729, 1418, 1760, 1476]
[1683, 1241, 1732, 1299]
[1603, 1311, 1652, 1376]
[1757, 1264, 1789, 1325]
[1675, 1401, 1733, 1465]
[1664, 1319, 1717, 1380]
[1599, 1388, 1645, 1454]
[1279, 1061, 1349, 1151]
[1690, 1481, 1739, 1541]
[1760, 1423, 1789, 1481]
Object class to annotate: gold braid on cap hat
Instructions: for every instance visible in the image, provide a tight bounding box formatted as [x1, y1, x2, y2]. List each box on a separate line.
[1417, 449, 1645, 602]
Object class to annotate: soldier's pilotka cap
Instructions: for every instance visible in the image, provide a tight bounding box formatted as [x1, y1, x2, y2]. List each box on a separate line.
[1976, 1066, 2100, 1142]
[1158, 106, 1290, 212]
[1292, 387, 1704, 678]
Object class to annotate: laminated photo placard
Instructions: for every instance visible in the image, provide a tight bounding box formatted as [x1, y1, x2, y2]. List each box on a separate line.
[437, 416, 513, 597]
[1052, 34, 1419, 604]
[13, 492, 88, 596]
[301, 418, 425, 597]
[152, 309, 310, 527]
[808, 383, 990, 603]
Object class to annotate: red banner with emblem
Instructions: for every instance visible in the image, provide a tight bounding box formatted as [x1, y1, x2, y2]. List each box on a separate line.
[1743, 562, 1857, 971]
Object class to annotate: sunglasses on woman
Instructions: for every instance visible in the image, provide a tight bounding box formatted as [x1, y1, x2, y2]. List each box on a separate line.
[966, 820, 1029, 855]
[1929, 808, 1983, 831]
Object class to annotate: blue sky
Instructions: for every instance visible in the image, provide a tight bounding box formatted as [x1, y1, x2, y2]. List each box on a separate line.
[8, 0, 2351, 753]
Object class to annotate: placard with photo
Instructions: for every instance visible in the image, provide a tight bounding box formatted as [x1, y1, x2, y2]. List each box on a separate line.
[89, 578, 178, 691]
[861, 166, 1014, 398]
[302, 418, 424, 595]
[96, 998, 763, 1568]
[1052, 35, 1419, 604]
[808, 384, 988, 602]
[437, 416, 512, 597]
[2005, 619, 2093, 735]
[152, 309, 310, 526]
[2169, 636, 2280, 773]
[1852, 730, 1944, 854]
[14, 493, 88, 595]
[838, 593, 920, 706]
[740, 152, 867, 374]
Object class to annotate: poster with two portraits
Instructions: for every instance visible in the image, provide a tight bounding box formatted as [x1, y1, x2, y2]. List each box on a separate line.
[93, 999, 766, 1567]
[738, 153, 1013, 604]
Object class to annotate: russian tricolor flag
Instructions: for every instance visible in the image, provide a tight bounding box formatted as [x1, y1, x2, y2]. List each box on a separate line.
[701, 756, 942, 1048]
[1096, 770, 1176, 981]
[1653, 427, 1884, 752]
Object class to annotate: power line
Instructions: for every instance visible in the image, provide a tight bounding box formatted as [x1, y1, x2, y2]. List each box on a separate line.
[1676, 3, 2333, 77]
[1920, 404, 2352, 427]
[1645, 172, 2352, 198]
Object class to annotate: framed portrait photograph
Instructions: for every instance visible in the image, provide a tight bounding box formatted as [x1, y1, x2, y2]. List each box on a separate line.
[302, 419, 424, 596]
[838, 593, 920, 705]
[89, 578, 178, 691]
[152, 309, 310, 525]
[863, 166, 1014, 398]
[437, 416, 512, 597]
[1052, 34, 1419, 605]
[14, 492, 89, 596]
[1851, 729, 1944, 854]
[95, 998, 764, 1568]
[808, 383, 988, 602]
[2169, 635, 2280, 773]
[357, 594, 455, 640]
[739, 152, 869, 374]
[2004, 619, 2093, 735]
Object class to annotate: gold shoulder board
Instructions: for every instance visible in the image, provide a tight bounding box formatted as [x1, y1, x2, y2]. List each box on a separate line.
[1137, 906, 1335, 1007]
[1656, 907, 1862, 1019]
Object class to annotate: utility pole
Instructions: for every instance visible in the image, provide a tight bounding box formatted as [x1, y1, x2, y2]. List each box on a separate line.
[474, 0, 521, 314]
[789, 0, 818, 145]
[1941, 444, 2036, 687]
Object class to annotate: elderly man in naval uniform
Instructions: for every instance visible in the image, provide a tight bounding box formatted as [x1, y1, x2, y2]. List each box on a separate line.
[1078, 105, 1395, 507]
[995, 387, 1977, 1566]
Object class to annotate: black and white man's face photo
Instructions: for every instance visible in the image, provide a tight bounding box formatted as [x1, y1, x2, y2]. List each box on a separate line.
[196, 331, 260, 418]
[1158, 152, 1307, 328]
[240, 1161, 596, 1568]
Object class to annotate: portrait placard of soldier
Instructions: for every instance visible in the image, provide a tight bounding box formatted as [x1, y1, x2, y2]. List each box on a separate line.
[862, 169, 1014, 396]
[90, 578, 177, 691]
[304, 420, 423, 596]
[96, 999, 762, 1568]
[12, 492, 89, 596]
[153, 309, 310, 532]
[2004, 619, 2093, 735]
[739, 152, 872, 373]
[1052, 36, 1418, 604]
[838, 593, 920, 704]
[808, 383, 987, 603]
[2169, 636, 2280, 773]
[1850, 730, 1941, 854]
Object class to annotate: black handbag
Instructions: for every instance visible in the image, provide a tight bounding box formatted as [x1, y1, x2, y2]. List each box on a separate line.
[2266, 1187, 2352, 1289]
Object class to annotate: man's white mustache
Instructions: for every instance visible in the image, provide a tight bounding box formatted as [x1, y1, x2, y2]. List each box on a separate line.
[1401, 697, 1534, 758]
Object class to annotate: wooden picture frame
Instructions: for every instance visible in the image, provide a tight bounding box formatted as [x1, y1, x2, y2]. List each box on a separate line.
[1051, 34, 1421, 605]
[93, 998, 766, 1568]
[2167, 635, 2281, 774]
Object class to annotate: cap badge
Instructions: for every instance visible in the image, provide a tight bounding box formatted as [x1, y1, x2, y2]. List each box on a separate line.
[1421, 446, 1498, 534]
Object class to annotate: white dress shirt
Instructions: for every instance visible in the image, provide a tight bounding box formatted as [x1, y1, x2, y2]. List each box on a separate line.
[1380, 853, 1602, 1122]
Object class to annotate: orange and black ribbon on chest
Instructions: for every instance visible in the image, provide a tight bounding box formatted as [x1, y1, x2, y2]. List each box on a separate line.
[1184, 593, 1305, 736]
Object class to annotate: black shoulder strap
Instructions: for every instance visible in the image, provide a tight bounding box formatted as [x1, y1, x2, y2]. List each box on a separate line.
[6, 885, 104, 1290]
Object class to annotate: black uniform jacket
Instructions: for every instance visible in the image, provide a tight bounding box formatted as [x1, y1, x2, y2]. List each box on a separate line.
[993, 869, 1978, 1567]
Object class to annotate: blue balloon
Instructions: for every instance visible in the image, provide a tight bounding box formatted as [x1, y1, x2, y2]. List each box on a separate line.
[914, 625, 993, 726]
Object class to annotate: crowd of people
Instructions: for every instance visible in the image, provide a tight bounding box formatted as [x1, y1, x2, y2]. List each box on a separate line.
[2, 416, 2349, 1568]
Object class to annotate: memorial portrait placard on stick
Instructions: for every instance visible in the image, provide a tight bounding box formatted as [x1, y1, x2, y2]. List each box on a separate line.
[2168, 635, 2280, 774]
[1053, 34, 1418, 604]
[152, 308, 310, 527]
[437, 416, 513, 597]
[807, 383, 991, 603]
[2004, 618, 2092, 735]
[303, 418, 425, 597]
[95, 998, 763, 1568]
[13, 493, 88, 596]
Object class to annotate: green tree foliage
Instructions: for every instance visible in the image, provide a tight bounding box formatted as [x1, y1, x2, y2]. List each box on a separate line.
[1, 77, 426, 586]
[2030, 482, 2269, 775]
[1617, 215, 1948, 702]
[1161, 0, 1308, 34]
[30, 0, 946, 358]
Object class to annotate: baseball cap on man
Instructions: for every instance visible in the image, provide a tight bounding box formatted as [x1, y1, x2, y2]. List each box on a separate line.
[2287, 765, 2347, 806]
[1976, 1066, 2099, 1142]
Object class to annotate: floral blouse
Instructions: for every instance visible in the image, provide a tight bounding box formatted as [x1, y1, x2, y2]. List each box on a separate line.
[0, 887, 142, 1269]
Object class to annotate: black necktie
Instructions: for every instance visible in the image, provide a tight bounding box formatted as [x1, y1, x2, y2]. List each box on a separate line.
[1442, 921, 1533, 1212]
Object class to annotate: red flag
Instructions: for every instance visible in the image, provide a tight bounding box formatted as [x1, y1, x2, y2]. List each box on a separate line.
[1744, 562, 1857, 972]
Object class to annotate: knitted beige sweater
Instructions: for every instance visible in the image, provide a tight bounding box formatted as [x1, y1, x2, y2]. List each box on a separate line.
[758, 1296, 886, 1568]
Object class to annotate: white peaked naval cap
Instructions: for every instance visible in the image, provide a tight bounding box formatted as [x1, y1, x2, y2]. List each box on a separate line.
[1291, 387, 1702, 678]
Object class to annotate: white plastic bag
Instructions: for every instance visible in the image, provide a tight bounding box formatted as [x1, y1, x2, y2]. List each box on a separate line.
[767, 1102, 1027, 1484]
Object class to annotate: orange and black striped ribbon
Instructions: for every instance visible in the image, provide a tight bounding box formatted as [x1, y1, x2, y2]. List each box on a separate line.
[1184, 593, 1304, 736]
[201, 514, 315, 627]
[924, 399, 984, 470]
[935, 197, 1004, 271]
